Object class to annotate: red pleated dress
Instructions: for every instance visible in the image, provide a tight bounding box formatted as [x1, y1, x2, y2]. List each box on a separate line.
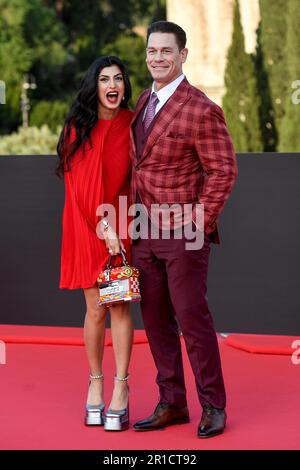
[60, 108, 133, 289]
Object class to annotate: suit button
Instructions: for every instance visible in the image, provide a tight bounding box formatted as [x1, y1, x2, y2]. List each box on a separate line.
[136, 164, 140, 171]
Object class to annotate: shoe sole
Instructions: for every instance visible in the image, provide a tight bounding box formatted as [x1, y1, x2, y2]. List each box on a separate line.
[197, 428, 225, 439]
[84, 417, 104, 426]
[84, 420, 104, 426]
[134, 416, 190, 431]
[104, 423, 130, 432]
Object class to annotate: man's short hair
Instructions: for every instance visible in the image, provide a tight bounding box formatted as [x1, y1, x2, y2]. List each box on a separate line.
[147, 21, 187, 50]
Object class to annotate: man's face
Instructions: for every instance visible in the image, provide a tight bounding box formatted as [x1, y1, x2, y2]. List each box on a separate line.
[146, 32, 188, 89]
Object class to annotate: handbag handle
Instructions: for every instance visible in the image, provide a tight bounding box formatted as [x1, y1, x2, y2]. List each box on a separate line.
[106, 249, 129, 271]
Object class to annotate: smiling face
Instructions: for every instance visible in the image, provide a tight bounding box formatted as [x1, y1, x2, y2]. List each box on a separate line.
[146, 32, 188, 90]
[97, 64, 125, 118]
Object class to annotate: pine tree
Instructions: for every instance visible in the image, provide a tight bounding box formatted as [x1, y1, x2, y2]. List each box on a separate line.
[222, 0, 262, 152]
[255, 23, 277, 151]
[258, 0, 287, 151]
[279, 0, 300, 152]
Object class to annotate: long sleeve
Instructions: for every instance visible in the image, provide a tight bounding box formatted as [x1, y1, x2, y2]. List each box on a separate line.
[193, 104, 238, 234]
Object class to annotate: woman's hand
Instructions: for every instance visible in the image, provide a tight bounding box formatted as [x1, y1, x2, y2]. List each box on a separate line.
[102, 226, 125, 256]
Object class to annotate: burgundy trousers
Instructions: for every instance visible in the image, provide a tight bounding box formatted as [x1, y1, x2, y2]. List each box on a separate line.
[132, 228, 226, 410]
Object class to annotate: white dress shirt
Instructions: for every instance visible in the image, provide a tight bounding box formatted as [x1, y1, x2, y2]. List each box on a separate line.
[143, 74, 185, 119]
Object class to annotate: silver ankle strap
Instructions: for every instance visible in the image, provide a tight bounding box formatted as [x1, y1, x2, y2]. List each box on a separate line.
[114, 374, 129, 382]
[89, 372, 104, 380]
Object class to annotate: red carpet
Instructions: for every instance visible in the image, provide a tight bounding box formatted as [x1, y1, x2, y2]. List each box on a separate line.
[0, 324, 148, 346]
[224, 333, 298, 355]
[0, 325, 299, 450]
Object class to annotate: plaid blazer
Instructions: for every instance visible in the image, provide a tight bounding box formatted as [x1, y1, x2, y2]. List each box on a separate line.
[129, 78, 237, 242]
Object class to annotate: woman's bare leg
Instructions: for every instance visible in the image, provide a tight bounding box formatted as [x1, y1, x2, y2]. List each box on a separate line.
[83, 285, 107, 405]
[109, 302, 133, 410]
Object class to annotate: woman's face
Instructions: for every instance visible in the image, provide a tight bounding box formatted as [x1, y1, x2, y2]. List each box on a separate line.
[97, 64, 125, 114]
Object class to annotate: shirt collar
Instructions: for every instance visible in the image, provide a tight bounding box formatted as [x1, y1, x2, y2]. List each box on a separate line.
[151, 74, 185, 107]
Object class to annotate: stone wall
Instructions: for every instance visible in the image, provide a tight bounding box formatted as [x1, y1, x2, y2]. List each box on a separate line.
[167, 0, 260, 104]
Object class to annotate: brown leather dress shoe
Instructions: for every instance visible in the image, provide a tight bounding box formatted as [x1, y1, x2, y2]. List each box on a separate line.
[197, 405, 226, 438]
[133, 403, 190, 431]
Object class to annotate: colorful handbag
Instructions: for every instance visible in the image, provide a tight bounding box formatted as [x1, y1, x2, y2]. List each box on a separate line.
[97, 250, 141, 307]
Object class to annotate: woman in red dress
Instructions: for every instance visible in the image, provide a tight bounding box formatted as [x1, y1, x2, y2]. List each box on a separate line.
[56, 56, 133, 431]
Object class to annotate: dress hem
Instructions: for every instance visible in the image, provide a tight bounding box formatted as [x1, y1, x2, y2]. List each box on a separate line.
[59, 282, 97, 290]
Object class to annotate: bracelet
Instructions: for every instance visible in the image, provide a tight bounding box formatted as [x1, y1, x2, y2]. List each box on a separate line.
[100, 219, 110, 232]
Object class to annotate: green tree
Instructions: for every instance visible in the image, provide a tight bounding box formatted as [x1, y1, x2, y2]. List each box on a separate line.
[279, 0, 300, 151]
[0, 0, 33, 132]
[222, 0, 262, 152]
[254, 23, 277, 151]
[0, 0, 166, 135]
[30, 100, 69, 131]
[44, 0, 141, 68]
[22, 0, 69, 101]
[0, 0, 68, 132]
[258, 0, 287, 150]
[130, 0, 166, 25]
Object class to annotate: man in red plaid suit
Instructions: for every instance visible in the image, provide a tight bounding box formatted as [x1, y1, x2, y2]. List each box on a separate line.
[131, 21, 237, 438]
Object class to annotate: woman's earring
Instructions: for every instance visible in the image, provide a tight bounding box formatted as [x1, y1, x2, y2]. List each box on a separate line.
[122, 96, 125, 101]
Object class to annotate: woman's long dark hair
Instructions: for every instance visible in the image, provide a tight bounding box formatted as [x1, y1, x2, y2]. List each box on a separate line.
[56, 56, 132, 177]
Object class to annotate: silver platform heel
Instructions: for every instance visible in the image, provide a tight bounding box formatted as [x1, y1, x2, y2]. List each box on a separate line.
[85, 373, 105, 426]
[104, 374, 129, 431]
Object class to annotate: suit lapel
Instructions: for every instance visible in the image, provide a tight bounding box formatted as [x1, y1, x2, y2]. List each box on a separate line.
[139, 80, 191, 164]
[130, 89, 151, 158]
[132, 90, 150, 126]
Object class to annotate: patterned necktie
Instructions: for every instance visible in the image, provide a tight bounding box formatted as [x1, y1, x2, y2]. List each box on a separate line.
[143, 92, 159, 131]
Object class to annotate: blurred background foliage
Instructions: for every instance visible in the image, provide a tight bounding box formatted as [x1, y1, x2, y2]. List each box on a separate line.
[0, 0, 299, 153]
[223, 0, 300, 152]
[0, 0, 165, 153]
[0, 125, 59, 154]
